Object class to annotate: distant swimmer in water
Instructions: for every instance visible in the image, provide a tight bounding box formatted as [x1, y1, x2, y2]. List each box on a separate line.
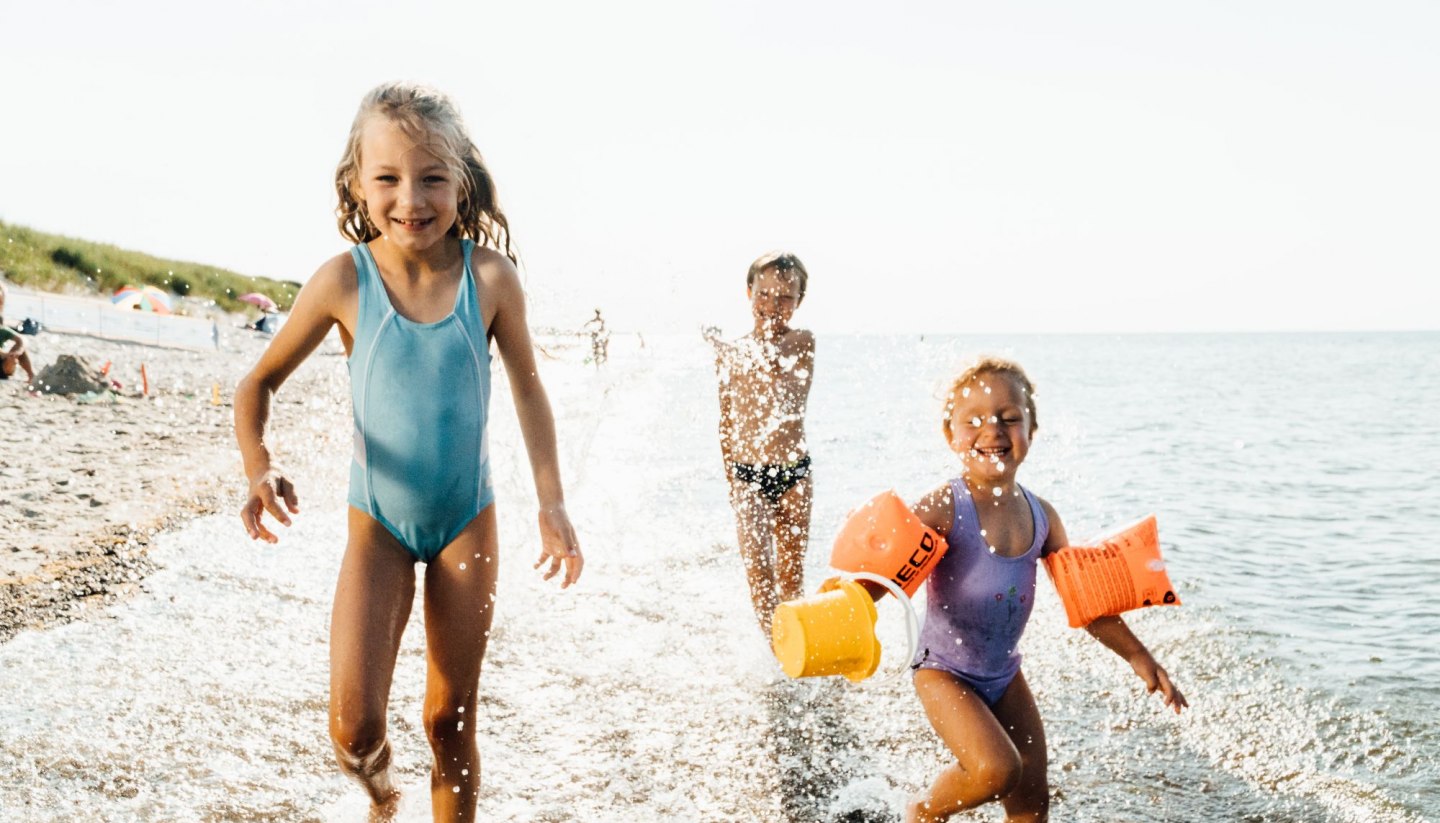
[233, 82, 583, 822]
[583, 308, 609, 366]
[704, 251, 815, 637]
[903, 357, 1187, 823]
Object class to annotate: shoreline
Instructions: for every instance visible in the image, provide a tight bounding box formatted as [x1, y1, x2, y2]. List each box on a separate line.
[0, 323, 344, 643]
[0, 316, 587, 643]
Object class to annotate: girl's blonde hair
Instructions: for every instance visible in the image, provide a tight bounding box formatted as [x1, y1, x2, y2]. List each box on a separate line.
[334, 82, 515, 263]
[941, 356, 1039, 442]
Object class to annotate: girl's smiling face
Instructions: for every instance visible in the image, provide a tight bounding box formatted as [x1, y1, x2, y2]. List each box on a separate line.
[947, 371, 1034, 485]
[354, 117, 461, 251]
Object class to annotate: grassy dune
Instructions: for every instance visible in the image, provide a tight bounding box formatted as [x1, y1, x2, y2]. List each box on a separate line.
[0, 220, 299, 314]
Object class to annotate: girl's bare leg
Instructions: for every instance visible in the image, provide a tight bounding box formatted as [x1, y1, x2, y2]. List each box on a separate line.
[906, 669, 1025, 822]
[422, 505, 499, 823]
[729, 482, 779, 635]
[773, 474, 813, 604]
[330, 508, 418, 817]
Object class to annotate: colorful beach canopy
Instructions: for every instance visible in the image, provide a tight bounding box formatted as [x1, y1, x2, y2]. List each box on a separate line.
[111, 285, 173, 314]
[238, 292, 278, 312]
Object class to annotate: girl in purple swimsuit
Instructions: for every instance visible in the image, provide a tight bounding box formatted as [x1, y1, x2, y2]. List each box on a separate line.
[905, 357, 1187, 823]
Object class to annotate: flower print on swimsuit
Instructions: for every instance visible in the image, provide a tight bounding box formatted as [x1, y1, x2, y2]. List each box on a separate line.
[352, 118, 462, 254]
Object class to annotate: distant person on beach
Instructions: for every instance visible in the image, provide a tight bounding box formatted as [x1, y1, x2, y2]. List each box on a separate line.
[903, 357, 1186, 823]
[233, 82, 582, 822]
[582, 308, 609, 365]
[0, 286, 36, 384]
[704, 251, 815, 637]
[0, 324, 35, 384]
[245, 312, 276, 334]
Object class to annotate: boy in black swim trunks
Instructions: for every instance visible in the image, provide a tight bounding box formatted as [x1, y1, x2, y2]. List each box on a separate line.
[703, 252, 815, 637]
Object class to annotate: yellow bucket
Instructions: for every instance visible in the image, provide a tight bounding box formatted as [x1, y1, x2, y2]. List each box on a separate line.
[771, 577, 882, 682]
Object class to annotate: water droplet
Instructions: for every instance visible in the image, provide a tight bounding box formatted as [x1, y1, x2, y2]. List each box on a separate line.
[992, 487, 1003, 497]
[459, 562, 467, 570]
[456, 720, 464, 731]
[961, 387, 971, 398]
[458, 706, 465, 713]
[452, 785, 461, 793]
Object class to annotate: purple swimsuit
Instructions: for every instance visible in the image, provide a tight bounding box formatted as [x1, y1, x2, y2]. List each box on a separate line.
[910, 479, 1050, 705]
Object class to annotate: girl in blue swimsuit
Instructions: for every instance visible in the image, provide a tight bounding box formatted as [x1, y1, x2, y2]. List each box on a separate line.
[234, 82, 583, 821]
[905, 357, 1186, 823]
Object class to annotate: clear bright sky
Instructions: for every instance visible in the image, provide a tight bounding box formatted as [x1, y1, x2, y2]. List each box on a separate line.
[3, 1, 1437, 334]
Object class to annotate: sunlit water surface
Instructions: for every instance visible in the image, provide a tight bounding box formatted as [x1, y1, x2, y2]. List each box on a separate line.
[1, 332, 1436, 821]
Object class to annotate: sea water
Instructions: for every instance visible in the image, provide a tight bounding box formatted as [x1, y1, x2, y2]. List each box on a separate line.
[0, 331, 1435, 821]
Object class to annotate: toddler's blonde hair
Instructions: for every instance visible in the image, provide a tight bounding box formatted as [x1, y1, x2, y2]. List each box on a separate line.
[940, 356, 1038, 442]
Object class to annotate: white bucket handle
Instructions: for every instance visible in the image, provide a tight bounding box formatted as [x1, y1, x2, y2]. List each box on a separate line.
[836, 571, 921, 680]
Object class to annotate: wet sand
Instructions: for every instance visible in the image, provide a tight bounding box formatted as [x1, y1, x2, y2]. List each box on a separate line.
[0, 325, 347, 642]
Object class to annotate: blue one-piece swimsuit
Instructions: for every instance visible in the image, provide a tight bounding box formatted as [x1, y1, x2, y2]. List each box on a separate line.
[346, 239, 495, 563]
[911, 479, 1050, 705]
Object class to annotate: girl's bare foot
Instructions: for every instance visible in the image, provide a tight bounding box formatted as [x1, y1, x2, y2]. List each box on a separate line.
[367, 787, 401, 822]
[905, 794, 944, 823]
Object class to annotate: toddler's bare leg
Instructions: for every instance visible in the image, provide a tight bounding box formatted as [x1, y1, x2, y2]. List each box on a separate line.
[331, 509, 418, 815]
[907, 669, 1024, 822]
[729, 482, 779, 635]
[423, 505, 499, 823]
[773, 474, 813, 603]
[995, 672, 1049, 822]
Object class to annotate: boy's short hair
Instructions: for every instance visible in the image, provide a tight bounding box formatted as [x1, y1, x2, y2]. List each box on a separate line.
[746, 252, 808, 301]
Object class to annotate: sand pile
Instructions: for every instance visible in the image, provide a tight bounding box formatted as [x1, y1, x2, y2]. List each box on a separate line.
[32, 354, 110, 396]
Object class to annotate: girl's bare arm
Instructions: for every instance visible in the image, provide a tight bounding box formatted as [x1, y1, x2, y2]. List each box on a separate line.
[1039, 498, 1187, 713]
[234, 255, 349, 541]
[481, 250, 583, 587]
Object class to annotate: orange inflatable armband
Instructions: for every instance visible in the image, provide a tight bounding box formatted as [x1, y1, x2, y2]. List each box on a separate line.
[830, 490, 949, 598]
[1042, 515, 1180, 629]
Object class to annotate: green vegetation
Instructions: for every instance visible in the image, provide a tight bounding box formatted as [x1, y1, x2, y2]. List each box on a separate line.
[0, 220, 299, 313]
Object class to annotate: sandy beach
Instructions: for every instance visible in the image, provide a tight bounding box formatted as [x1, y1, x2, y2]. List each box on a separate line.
[0, 321, 349, 642]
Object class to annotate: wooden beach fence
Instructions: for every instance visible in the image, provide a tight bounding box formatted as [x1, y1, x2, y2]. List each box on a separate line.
[3, 288, 219, 351]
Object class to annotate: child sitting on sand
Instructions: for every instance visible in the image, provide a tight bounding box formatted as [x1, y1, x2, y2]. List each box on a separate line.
[906, 357, 1186, 823]
[0, 285, 36, 384]
[234, 82, 582, 822]
[704, 252, 815, 637]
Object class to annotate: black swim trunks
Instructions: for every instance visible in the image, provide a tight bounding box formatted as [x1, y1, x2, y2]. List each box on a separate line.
[730, 455, 812, 504]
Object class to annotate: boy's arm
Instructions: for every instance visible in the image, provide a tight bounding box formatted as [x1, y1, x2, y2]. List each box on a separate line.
[483, 253, 582, 588]
[790, 329, 815, 401]
[1041, 498, 1187, 713]
[714, 347, 738, 469]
